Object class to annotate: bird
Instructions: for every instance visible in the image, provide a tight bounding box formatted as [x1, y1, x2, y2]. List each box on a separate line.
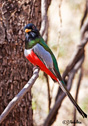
[24, 23, 87, 118]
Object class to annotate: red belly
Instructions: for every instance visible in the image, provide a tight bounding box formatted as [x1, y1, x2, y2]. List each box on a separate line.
[26, 50, 57, 81]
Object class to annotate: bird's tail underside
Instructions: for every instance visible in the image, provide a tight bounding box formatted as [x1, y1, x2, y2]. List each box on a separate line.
[57, 78, 87, 118]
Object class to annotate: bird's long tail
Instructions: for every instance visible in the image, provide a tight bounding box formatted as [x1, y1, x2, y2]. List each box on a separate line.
[57, 78, 87, 118]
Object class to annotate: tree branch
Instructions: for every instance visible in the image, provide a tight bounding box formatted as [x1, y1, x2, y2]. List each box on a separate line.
[73, 68, 83, 126]
[40, 0, 48, 38]
[0, 67, 40, 124]
[80, 0, 88, 28]
[44, 73, 51, 110]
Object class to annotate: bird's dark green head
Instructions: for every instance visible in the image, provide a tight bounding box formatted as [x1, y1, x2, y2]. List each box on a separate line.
[24, 23, 39, 40]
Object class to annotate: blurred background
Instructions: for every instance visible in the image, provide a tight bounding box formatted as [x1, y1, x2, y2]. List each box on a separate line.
[0, 0, 88, 126]
[32, 0, 88, 125]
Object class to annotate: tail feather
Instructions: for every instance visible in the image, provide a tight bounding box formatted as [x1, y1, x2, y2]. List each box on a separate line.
[57, 79, 87, 118]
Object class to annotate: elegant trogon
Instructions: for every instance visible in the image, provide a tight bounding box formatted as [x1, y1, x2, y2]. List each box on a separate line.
[24, 23, 87, 118]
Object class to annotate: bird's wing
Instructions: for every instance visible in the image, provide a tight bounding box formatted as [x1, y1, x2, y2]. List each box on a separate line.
[32, 37, 62, 80]
[33, 43, 54, 69]
[38, 38, 87, 118]
[38, 37, 62, 80]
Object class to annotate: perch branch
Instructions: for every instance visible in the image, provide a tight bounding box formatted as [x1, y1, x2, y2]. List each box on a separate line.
[0, 67, 40, 124]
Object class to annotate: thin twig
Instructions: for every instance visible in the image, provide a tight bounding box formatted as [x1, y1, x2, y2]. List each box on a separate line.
[80, 0, 88, 28]
[0, 67, 40, 124]
[44, 73, 51, 110]
[73, 68, 83, 126]
[40, 0, 48, 37]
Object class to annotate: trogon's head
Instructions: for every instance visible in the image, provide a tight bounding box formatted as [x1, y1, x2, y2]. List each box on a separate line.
[24, 23, 39, 40]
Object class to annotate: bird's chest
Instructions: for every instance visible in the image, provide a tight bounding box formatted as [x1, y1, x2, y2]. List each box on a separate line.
[24, 48, 37, 66]
[24, 48, 32, 57]
[24, 44, 53, 68]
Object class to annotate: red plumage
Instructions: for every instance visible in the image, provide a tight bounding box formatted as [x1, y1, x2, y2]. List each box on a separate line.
[26, 50, 58, 81]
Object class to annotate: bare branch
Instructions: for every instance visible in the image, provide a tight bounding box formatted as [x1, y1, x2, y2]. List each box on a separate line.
[0, 67, 40, 124]
[73, 68, 83, 126]
[81, 19, 88, 40]
[80, 0, 88, 28]
[40, 0, 47, 36]
[44, 73, 51, 110]
[40, 0, 48, 41]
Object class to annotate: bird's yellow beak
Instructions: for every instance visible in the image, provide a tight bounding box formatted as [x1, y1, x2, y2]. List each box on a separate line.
[25, 29, 31, 33]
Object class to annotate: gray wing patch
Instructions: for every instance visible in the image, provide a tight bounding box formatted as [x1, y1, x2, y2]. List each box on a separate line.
[33, 44, 53, 69]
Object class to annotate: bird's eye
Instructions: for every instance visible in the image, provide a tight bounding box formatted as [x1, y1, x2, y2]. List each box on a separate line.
[32, 26, 35, 29]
